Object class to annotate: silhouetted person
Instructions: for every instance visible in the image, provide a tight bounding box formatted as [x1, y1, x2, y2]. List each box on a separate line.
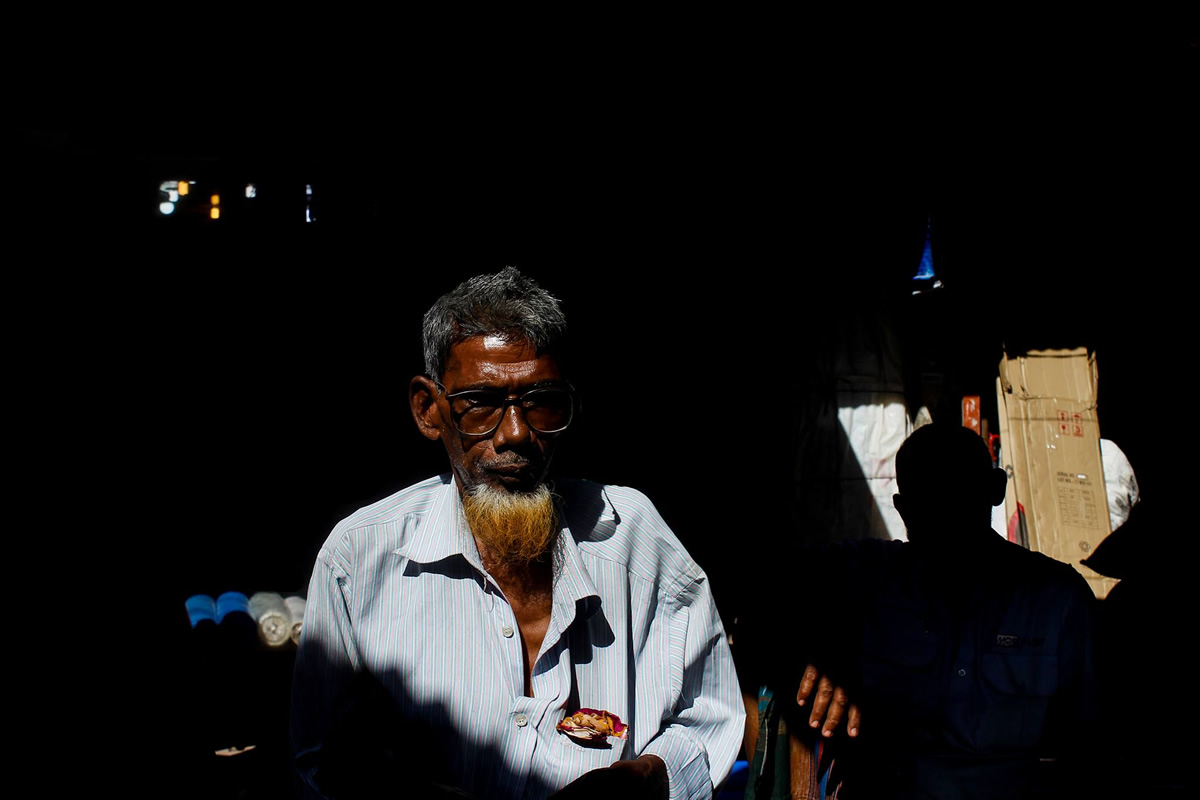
[847, 424, 1098, 798]
[742, 424, 1098, 799]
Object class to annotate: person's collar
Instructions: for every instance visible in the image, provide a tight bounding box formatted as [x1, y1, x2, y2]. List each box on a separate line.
[552, 495, 602, 613]
[535, 489, 603, 643]
[395, 476, 607, 609]
[396, 475, 487, 573]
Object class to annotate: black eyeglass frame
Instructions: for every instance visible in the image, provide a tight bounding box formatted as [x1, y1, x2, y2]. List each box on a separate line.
[433, 381, 577, 437]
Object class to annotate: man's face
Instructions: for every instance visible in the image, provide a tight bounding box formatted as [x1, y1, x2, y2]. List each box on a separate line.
[429, 335, 567, 495]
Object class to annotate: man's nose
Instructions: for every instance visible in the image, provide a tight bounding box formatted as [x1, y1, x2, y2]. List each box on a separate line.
[492, 404, 534, 450]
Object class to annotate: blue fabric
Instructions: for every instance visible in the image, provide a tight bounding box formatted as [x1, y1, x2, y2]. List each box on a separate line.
[215, 591, 250, 623]
[186, 594, 217, 627]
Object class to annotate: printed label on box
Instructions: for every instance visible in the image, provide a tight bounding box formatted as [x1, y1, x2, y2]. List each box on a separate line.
[1055, 471, 1101, 528]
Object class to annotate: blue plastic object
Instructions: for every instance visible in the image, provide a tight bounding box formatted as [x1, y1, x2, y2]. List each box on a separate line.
[185, 594, 217, 628]
[215, 591, 251, 623]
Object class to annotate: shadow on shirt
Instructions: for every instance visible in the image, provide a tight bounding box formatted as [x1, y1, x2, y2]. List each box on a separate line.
[293, 637, 551, 799]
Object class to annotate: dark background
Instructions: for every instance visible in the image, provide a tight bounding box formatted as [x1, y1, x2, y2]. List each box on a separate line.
[11, 33, 1194, 796]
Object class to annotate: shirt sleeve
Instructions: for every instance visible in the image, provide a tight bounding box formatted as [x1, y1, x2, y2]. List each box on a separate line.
[290, 538, 362, 799]
[639, 573, 746, 800]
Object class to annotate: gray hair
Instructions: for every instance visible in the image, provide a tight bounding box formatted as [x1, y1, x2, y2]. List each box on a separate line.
[422, 266, 568, 380]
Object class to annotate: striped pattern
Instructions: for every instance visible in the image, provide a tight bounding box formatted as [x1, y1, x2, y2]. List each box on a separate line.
[292, 474, 744, 800]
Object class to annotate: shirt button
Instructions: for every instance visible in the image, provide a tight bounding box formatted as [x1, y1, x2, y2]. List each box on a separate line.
[957, 668, 967, 677]
[515, 713, 529, 728]
[501, 625, 515, 638]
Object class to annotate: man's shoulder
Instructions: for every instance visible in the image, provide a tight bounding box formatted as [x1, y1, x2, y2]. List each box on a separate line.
[1003, 541, 1094, 597]
[316, 475, 452, 565]
[553, 477, 668, 542]
[555, 478, 706, 596]
[554, 477, 660, 520]
[332, 474, 452, 533]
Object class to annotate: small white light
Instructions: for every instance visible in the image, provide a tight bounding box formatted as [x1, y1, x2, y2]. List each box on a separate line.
[168, 189, 179, 202]
[245, 183, 257, 199]
[159, 201, 175, 215]
[306, 184, 312, 196]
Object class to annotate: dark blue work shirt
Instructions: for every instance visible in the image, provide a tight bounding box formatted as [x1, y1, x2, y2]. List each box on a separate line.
[838, 534, 1097, 799]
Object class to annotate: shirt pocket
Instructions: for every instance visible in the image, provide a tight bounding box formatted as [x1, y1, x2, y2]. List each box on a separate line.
[981, 651, 1059, 697]
[544, 728, 629, 792]
[861, 608, 941, 720]
[975, 652, 1059, 750]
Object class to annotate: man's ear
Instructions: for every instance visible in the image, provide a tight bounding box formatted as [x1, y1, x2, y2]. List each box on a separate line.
[986, 467, 1008, 507]
[410, 376, 444, 442]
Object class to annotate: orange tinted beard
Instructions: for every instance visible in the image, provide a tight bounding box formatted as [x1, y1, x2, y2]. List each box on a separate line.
[463, 483, 559, 567]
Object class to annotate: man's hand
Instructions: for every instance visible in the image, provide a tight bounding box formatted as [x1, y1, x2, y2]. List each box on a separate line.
[796, 663, 860, 738]
[549, 755, 668, 800]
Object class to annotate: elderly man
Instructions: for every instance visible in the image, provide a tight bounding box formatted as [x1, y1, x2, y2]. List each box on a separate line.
[291, 268, 744, 799]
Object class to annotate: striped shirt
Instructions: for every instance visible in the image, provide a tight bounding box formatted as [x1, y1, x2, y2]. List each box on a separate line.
[291, 474, 744, 800]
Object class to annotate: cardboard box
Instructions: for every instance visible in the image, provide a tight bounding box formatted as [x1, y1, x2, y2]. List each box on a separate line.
[996, 348, 1116, 598]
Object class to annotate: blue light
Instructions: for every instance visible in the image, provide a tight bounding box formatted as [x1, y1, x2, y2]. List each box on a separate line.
[914, 217, 935, 279]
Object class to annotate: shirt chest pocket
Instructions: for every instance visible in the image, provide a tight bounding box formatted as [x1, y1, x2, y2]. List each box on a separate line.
[973, 652, 1059, 750]
[544, 730, 629, 792]
[981, 651, 1059, 697]
[861, 607, 942, 718]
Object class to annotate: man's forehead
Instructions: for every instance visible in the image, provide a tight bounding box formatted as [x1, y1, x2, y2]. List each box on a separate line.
[444, 334, 564, 384]
[492, 360, 541, 374]
[480, 333, 513, 349]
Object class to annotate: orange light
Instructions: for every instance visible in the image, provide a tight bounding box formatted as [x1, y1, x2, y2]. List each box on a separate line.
[210, 207, 220, 220]
[177, 182, 190, 197]
[211, 194, 220, 206]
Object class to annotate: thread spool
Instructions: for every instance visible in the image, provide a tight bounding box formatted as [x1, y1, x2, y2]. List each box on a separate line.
[248, 591, 291, 647]
[284, 595, 306, 645]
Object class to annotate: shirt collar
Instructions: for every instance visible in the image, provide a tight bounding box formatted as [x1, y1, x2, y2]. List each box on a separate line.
[397, 475, 603, 616]
[396, 475, 487, 572]
[552, 498, 602, 614]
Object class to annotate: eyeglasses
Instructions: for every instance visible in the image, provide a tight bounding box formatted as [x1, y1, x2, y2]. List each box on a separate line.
[435, 382, 576, 436]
